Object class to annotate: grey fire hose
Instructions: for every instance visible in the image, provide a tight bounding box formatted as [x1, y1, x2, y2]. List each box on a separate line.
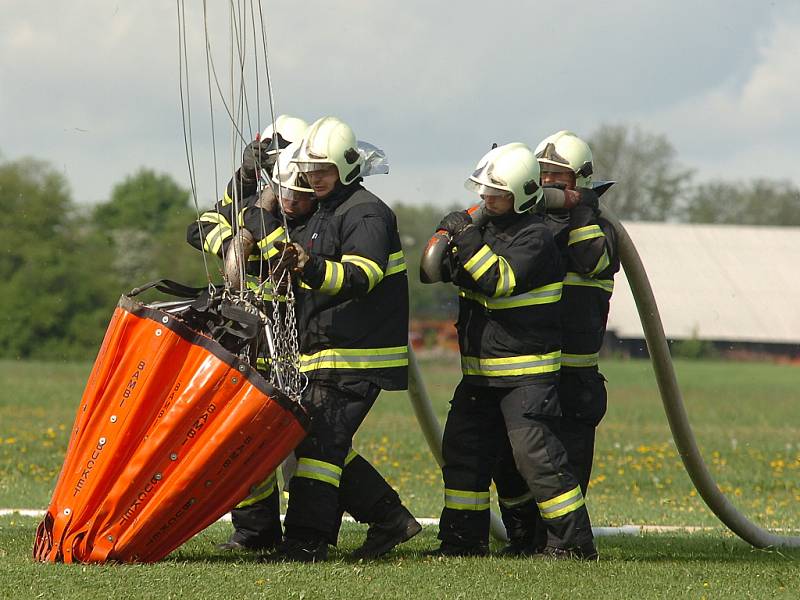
[599, 202, 800, 549]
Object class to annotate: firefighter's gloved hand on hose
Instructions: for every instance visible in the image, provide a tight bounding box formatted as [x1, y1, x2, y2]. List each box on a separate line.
[437, 211, 473, 238]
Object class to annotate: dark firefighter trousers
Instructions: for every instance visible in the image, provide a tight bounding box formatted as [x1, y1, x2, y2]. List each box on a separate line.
[439, 377, 594, 551]
[493, 368, 607, 545]
[270, 379, 402, 545]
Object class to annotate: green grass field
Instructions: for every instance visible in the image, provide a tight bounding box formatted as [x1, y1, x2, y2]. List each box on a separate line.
[1, 357, 799, 599]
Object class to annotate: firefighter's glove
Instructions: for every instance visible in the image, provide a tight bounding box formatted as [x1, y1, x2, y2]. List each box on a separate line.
[242, 141, 272, 179]
[437, 211, 473, 237]
[272, 240, 310, 275]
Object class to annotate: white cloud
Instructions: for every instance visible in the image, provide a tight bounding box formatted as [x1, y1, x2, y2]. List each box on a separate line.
[637, 15, 800, 183]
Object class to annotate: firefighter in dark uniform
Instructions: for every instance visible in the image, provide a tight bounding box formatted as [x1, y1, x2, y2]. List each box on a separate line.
[430, 142, 596, 558]
[265, 116, 420, 562]
[492, 131, 618, 558]
[186, 121, 310, 551]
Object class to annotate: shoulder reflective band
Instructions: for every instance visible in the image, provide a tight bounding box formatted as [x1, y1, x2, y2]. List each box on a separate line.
[537, 485, 585, 520]
[463, 244, 498, 281]
[561, 352, 599, 368]
[461, 351, 561, 377]
[498, 490, 536, 509]
[295, 457, 342, 487]
[588, 249, 611, 277]
[568, 224, 604, 246]
[199, 213, 232, 255]
[459, 282, 562, 309]
[299, 346, 409, 372]
[444, 488, 490, 511]
[344, 448, 359, 466]
[342, 254, 384, 292]
[235, 471, 277, 508]
[494, 257, 517, 297]
[223, 188, 234, 206]
[385, 250, 407, 277]
[256, 227, 288, 260]
[318, 260, 345, 295]
[563, 272, 614, 294]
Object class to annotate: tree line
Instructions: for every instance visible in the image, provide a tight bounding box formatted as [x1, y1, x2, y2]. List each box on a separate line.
[1, 125, 798, 360]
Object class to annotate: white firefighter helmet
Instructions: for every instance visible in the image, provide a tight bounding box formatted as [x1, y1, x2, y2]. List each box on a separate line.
[271, 142, 313, 199]
[464, 142, 542, 212]
[261, 115, 309, 156]
[534, 130, 593, 187]
[290, 116, 364, 185]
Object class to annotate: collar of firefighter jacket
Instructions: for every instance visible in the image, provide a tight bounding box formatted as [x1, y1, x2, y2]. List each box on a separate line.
[317, 180, 365, 212]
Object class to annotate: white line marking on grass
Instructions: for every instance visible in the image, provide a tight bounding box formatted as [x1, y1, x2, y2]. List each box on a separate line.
[0, 509, 758, 536]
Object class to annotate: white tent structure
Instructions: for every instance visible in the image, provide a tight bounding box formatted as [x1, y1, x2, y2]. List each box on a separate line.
[606, 222, 800, 345]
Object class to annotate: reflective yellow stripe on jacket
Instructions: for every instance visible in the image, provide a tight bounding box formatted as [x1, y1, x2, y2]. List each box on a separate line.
[561, 352, 599, 368]
[199, 212, 232, 255]
[299, 346, 409, 372]
[568, 224, 604, 246]
[459, 282, 562, 310]
[463, 244, 498, 281]
[461, 351, 561, 377]
[563, 272, 614, 294]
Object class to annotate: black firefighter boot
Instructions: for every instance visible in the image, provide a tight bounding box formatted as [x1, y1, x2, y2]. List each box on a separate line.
[351, 496, 422, 560]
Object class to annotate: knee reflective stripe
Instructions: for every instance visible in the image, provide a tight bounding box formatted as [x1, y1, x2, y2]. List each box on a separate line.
[318, 260, 345, 295]
[235, 472, 278, 508]
[344, 448, 358, 466]
[295, 458, 342, 487]
[561, 352, 599, 368]
[537, 486, 585, 520]
[563, 272, 614, 294]
[588, 249, 611, 277]
[463, 244, 498, 281]
[444, 489, 490, 511]
[299, 346, 409, 372]
[461, 351, 561, 377]
[459, 282, 562, 309]
[498, 490, 536, 509]
[342, 254, 384, 292]
[494, 257, 517, 297]
[384, 251, 406, 277]
[568, 224, 604, 246]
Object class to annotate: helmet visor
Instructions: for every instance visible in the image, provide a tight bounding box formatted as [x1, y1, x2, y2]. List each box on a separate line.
[464, 178, 511, 198]
[293, 161, 337, 174]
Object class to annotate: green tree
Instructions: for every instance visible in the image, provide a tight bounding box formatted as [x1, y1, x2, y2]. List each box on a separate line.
[92, 169, 213, 287]
[93, 168, 192, 234]
[682, 179, 800, 226]
[588, 124, 693, 221]
[0, 157, 119, 359]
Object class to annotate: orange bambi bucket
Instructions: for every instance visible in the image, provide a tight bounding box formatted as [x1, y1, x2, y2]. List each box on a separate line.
[33, 295, 309, 563]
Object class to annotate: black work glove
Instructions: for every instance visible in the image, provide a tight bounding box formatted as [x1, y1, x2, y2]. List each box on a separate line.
[272, 240, 310, 274]
[241, 141, 273, 179]
[437, 211, 473, 237]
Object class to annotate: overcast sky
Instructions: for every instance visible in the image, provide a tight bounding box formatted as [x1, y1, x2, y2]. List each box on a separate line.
[2, 1, 799, 209]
